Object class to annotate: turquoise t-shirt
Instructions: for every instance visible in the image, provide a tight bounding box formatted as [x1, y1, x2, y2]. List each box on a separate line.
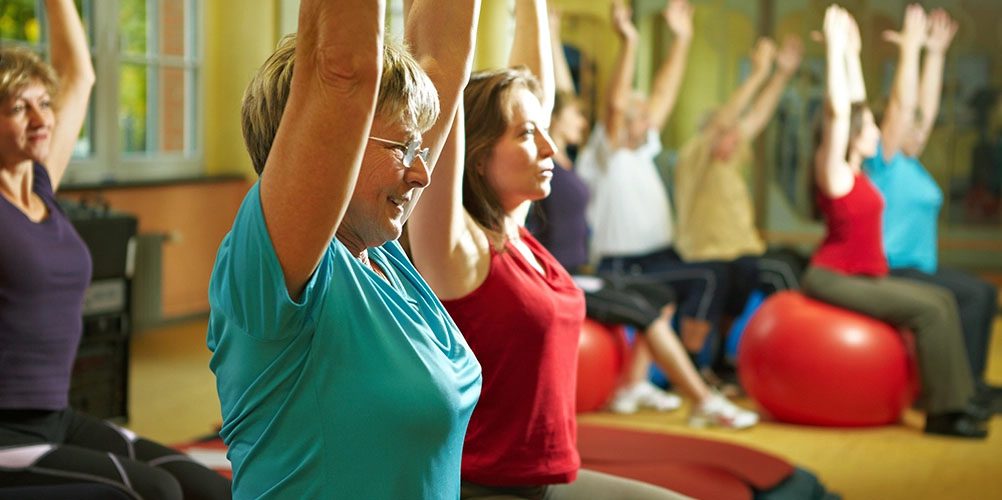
[863, 142, 944, 274]
[207, 182, 482, 499]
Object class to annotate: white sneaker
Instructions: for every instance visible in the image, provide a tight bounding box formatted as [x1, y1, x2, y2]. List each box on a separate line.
[608, 381, 682, 414]
[689, 392, 759, 429]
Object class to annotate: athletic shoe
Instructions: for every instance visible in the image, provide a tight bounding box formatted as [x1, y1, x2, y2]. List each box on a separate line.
[688, 391, 759, 429]
[608, 381, 682, 414]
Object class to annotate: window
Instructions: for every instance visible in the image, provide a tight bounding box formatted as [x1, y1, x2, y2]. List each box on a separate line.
[0, 0, 203, 184]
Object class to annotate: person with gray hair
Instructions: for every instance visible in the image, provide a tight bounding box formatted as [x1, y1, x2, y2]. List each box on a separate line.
[206, 0, 483, 497]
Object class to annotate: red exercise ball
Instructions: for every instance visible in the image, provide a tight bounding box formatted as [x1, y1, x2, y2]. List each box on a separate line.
[738, 291, 918, 427]
[576, 319, 630, 413]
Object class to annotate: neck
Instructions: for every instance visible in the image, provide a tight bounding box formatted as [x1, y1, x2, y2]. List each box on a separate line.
[0, 161, 34, 206]
[335, 230, 370, 261]
[847, 151, 864, 173]
[506, 202, 530, 236]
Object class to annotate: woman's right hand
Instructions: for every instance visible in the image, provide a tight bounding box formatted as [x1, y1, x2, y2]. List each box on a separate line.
[663, 0, 694, 42]
[750, 37, 776, 75]
[924, 8, 958, 53]
[883, 3, 926, 51]
[611, 1, 638, 42]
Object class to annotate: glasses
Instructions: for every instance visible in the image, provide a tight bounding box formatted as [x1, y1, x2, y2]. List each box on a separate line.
[368, 136, 429, 168]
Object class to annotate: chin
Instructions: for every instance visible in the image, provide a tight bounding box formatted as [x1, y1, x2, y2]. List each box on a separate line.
[531, 183, 552, 201]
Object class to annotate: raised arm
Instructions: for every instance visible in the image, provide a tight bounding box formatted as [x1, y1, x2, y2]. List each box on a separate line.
[738, 35, 802, 139]
[712, 38, 774, 130]
[905, 8, 957, 158]
[259, 0, 384, 297]
[405, 0, 481, 170]
[549, 9, 576, 95]
[410, 0, 553, 299]
[604, 0, 638, 144]
[44, 0, 95, 190]
[647, 0, 693, 131]
[879, 4, 926, 161]
[511, 0, 554, 123]
[815, 5, 855, 199]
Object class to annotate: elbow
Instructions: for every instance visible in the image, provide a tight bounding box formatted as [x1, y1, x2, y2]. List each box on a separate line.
[312, 45, 382, 96]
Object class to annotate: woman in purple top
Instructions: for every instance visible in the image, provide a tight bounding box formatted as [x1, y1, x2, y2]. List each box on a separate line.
[0, 2, 230, 498]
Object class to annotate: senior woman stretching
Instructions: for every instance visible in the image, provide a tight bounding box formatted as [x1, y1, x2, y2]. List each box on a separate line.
[206, 0, 482, 497]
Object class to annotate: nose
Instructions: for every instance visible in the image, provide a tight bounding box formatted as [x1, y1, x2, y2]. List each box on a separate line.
[27, 102, 47, 125]
[405, 155, 431, 188]
[536, 128, 557, 159]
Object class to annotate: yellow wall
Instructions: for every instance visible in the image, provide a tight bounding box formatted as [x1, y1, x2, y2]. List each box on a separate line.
[203, 1, 278, 177]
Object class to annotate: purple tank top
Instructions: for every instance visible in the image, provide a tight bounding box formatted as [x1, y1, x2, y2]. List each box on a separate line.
[0, 163, 92, 410]
[528, 161, 590, 271]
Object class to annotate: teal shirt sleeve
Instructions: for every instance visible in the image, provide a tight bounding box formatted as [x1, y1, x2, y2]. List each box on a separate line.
[208, 181, 331, 341]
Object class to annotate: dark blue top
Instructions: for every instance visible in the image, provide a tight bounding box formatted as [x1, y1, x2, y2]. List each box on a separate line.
[527, 161, 590, 271]
[0, 163, 92, 410]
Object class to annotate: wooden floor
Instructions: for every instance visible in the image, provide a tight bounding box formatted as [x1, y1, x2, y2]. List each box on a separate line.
[129, 316, 1002, 499]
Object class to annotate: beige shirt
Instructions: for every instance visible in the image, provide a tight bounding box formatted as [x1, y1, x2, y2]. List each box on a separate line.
[673, 132, 765, 261]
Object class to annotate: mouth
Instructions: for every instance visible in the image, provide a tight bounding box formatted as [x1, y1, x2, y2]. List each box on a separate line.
[27, 132, 50, 143]
[388, 194, 411, 210]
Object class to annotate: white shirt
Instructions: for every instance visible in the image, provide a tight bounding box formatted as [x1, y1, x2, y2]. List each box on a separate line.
[576, 124, 673, 259]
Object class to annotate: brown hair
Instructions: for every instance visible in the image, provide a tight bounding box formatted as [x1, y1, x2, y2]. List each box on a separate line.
[0, 47, 59, 103]
[462, 67, 542, 232]
[808, 101, 870, 219]
[241, 35, 440, 175]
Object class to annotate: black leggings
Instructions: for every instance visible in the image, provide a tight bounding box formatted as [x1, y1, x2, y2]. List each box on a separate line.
[580, 275, 676, 332]
[0, 408, 230, 500]
[597, 247, 727, 325]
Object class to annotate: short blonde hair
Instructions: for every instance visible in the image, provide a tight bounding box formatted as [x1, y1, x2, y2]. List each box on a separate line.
[241, 35, 440, 175]
[0, 47, 59, 103]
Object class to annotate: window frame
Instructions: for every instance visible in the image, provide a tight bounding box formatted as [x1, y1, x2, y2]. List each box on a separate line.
[3, 0, 206, 186]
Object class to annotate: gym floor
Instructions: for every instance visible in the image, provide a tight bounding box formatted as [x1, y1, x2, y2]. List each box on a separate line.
[128, 314, 1002, 499]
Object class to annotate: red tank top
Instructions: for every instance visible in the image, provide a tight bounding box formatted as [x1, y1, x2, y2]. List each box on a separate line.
[442, 227, 585, 486]
[811, 174, 889, 277]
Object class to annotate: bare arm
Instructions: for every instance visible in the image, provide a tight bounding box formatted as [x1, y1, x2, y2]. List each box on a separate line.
[549, 9, 575, 95]
[408, 109, 490, 299]
[410, 0, 553, 300]
[905, 9, 957, 157]
[647, 0, 693, 131]
[405, 0, 480, 170]
[712, 38, 773, 130]
[739, 35, 802, 139]
[511, 0, 554, 124]
[816, 6, 855, 199]
[44, 0, 95, 190]
[879, 4, 925, 161]
[259, 0, 384, 297]
[604, 0, 638, 145]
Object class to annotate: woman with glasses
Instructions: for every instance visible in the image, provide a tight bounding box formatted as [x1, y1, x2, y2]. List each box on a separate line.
[206, 0, 482, 497]
[408, 0, 685, 497]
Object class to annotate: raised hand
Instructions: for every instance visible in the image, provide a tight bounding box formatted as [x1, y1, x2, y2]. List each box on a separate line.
[549, 7, 561, 36]
[663, 0, 694, 41]
[611, 0, 638, 42]
[925, 8, 958, 53]
[845, 8, 861, 54]
[750, 37, 777, 74]
[775, 34, 803, 75]
[823, 4, 849, 52]
[883, 3, 926, 50]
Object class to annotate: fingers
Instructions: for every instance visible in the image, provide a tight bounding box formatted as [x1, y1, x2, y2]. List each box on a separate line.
[925, 8, 958, 51]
